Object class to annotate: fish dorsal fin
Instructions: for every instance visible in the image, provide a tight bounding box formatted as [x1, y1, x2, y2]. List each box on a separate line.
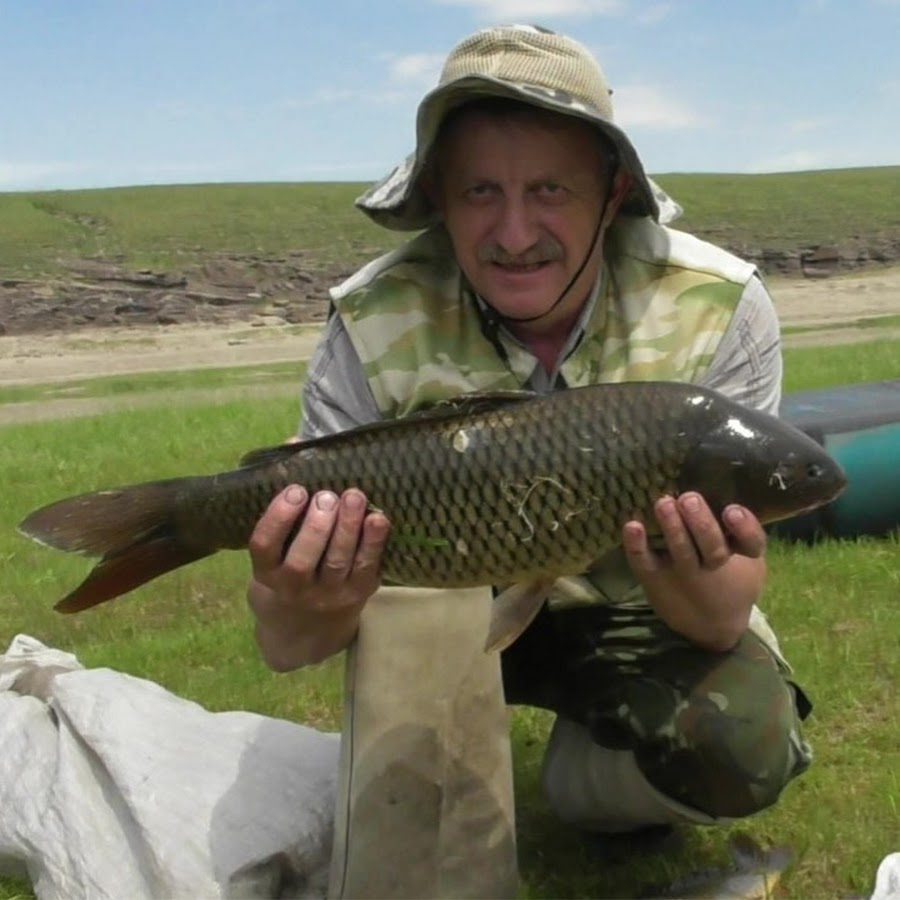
[238, 390, 537, 468]
[415, 389, 537, 419]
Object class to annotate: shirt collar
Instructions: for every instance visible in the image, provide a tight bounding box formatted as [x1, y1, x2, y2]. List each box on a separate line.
[472, 269, 606, 385]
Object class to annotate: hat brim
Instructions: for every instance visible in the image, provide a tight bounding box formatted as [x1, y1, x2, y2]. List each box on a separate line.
[356, 74, 666, 231]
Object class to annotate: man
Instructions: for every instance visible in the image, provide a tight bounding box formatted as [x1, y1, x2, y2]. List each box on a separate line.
[247, 24, 811, 840]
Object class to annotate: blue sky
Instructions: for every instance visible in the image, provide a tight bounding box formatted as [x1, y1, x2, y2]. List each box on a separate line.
[2, 0, 898, 191]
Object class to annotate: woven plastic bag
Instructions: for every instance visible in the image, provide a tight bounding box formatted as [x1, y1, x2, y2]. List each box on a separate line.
[0, 634, 339, 899]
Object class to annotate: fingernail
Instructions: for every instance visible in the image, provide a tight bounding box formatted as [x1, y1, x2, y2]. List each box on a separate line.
[681, 493, 701, 513]
[657, 496, 676, 515]
[315, 491, 338, 511]
[284, 485, 307, 506]
[725, 505, 746, 524]
[343, 489, 365, 511]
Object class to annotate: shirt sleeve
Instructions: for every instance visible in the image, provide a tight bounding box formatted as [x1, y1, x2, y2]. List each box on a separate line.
[699, 274, 783, 416]
[298, 312, 381, 440]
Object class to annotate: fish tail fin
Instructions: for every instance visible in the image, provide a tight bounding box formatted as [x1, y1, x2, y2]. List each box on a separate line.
[55, 535, 212, 612]
[18, 479, 214, 612]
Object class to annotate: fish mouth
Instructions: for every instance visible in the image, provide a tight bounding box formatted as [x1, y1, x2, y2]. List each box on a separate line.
[762, 477, 848, 525]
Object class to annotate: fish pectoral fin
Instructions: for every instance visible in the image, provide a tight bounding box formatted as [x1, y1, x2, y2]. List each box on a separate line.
[484, 578, 555, 654]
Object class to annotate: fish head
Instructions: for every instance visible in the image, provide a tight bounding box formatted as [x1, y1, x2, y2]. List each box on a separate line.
[678, 401, 847, 526]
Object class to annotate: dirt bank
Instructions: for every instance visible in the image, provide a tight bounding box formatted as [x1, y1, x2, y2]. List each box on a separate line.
[2, 267, 897, 384]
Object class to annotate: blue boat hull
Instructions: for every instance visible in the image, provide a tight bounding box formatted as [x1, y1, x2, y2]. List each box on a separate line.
[771, 379, 900, 540]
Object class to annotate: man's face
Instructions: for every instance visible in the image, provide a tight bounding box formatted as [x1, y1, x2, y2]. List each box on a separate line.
[432, 108, 627, 334]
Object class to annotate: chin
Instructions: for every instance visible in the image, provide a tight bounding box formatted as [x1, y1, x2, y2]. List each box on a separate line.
[480, 283, 567, 317]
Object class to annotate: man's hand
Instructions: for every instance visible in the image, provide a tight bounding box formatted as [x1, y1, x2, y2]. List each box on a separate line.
[622, 492, 767, 652]
[247, 484, 391, 671]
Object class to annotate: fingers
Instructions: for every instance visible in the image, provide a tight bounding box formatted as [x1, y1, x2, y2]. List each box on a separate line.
[672, 493, 730, 569]
[249, 484, 390, 597]
[353, 508, 392, 581]
[292, 489, 385, 590]
[248, 484, 310, 579]
[624, 493, 765, 575]
[722, 504, 767, 559]
[621, 518, 659, 575]
[282, 489, 349, 585]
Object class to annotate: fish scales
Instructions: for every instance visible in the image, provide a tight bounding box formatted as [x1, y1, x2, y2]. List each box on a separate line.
[177, 382, 693, 586]
[18, 381, 847, 616]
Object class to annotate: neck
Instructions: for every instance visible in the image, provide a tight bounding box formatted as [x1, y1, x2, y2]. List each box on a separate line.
[508, 306, 583, 374]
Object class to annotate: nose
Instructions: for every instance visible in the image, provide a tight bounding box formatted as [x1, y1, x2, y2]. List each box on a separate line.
[492, 195, 540, 256]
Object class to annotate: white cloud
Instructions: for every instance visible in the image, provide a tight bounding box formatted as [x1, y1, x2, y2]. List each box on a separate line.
[881, 78, 900, 99]
[788, 116, 834, 134]
[435, 0, 625, 20]
[0, 159, 246, 191]
[635, 3, 672, 25]
[385, 52, 445, 86]
[279, 86, 410, 109]
[0, 161, 85, 189]
[746, 149, 831, 173]
[612, 84, 707, 129]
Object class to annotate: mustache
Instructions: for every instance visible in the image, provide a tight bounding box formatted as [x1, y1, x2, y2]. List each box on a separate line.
[477, 238, 564, 266]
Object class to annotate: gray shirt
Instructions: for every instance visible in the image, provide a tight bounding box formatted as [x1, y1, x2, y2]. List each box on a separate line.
[299, 273, 782, 440]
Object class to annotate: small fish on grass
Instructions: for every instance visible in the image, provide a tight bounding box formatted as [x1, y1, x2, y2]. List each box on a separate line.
[18, 382, 846, 651]
[639, 832, 791, 899]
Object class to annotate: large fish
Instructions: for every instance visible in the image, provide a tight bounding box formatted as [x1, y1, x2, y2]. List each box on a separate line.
[19, 382, 846, 650]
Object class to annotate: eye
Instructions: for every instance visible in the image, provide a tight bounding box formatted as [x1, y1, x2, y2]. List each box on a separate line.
[536, 182, 569, 203]
[464, 182, 497, 203]
[807, 463, 825, 479]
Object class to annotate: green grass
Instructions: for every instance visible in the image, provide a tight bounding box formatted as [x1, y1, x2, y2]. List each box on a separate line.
[782, 338, 900, 392]
[0, 359, 307, 405]
[0, 339, 898, 898]
[659, 165, 900, 252]
[0, 182, 403, 277]
[2, 167, 899, 278]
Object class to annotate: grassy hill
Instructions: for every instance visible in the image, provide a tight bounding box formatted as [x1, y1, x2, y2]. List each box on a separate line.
[1, 166, 898, 279]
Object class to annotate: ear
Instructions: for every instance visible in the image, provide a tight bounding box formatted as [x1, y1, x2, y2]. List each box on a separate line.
[419, 165, 444, 217]
[608, 168, 633, 218]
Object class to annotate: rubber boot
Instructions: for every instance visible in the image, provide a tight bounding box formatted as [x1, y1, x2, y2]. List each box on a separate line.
[327, 586, 519, 899]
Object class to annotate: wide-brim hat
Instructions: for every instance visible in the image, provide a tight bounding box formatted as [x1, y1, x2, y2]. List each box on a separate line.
[356, 24, 681, 231]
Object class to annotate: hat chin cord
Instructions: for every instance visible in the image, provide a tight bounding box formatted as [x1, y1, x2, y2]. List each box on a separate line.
[488, 166, 615, 326]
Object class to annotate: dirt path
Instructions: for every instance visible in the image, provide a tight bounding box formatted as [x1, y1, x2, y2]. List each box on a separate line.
[0, 322, 322, 386]
[1, 268, 897, 426]
[767, 267, 900, 346]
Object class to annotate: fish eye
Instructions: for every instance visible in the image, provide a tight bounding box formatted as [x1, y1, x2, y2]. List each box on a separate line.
[807, 463, 825, 479]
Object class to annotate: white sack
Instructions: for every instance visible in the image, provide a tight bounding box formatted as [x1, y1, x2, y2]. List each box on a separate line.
[872, 853, 900, 900]
[0, 634, 339, 899]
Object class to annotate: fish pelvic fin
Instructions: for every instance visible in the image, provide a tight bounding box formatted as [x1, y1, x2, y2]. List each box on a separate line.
[18, 479, 213, 612]
[484, 578, 556, 653]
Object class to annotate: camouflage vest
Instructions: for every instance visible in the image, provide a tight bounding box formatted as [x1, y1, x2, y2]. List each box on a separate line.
[331, 215, 756, 418]
[329, 218, 789, 656]
[332, 216, 776, 630]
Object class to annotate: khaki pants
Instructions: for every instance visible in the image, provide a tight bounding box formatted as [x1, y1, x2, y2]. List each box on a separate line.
[328, 587, 519, 899]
